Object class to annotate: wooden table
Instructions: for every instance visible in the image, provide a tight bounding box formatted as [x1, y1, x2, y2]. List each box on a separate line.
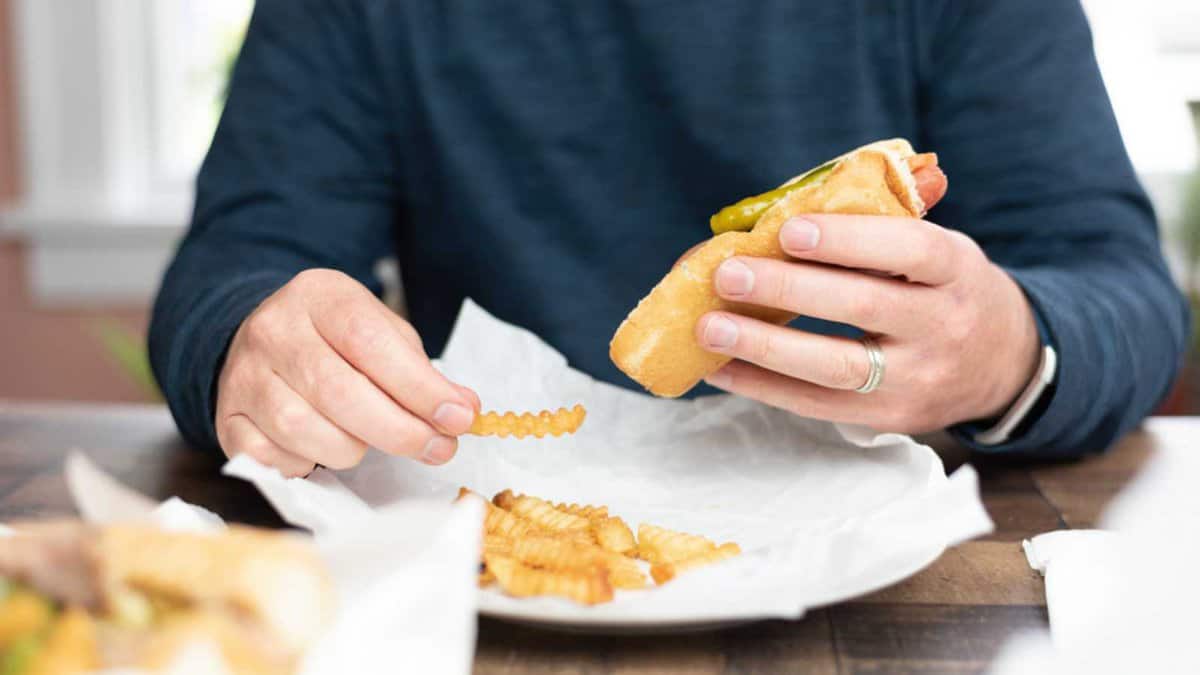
[0, 402, 1164, 674]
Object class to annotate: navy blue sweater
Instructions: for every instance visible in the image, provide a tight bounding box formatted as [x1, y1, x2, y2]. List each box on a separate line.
[150, 0, 1189, 458]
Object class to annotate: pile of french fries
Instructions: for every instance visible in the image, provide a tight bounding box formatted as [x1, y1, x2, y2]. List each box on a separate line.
[456, 488, 740, 605]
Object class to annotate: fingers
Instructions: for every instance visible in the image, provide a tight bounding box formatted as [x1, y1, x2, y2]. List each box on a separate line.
[261, 325, 458, 464]
[696, 313, 874, 391]
[308, 290, 476, 436]
[776, 214, 964, 286]
[252, 373, 368, 470]
[712, 256, 937, 335]
[219, 414, 316, 478]
[703, 361, 873, 427]
[454, 384, 482, 413]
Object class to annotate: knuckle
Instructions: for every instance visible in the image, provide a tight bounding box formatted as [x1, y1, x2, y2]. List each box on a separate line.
[292, 268, 344, 293]
[914, 237, 945, 275]
[281, 462, 317, 479]
[240, 312, 276, 351]
[322, 444, 368, 470]
[847, 290, 883, 328]
[308, 364, 356, 409]
[882, 403, 919, 434]
[216, 365, 256, 414]
[270, 403, 310, 434]
[946, 231, 984, 269]
[396, 320, 424, 351]
[214, 419, 235, 450]
[339, 311, 387, 363]
[236, 431, 274, 460]
[826, 348, 867, 390]
[943, 313, 974, 346]
[773, 266, 801, 310]
[750, 327, 773, 363]
[374, 413, 433, 458]
[914, 363, 943, 391]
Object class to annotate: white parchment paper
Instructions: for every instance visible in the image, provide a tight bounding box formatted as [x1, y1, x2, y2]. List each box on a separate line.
[228, 299, 993, 626]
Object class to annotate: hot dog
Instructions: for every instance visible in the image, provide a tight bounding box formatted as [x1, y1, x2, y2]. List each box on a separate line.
[0, 521, 334, 674]
[610, 139, 948, 398]
[907, 153, 948, 207]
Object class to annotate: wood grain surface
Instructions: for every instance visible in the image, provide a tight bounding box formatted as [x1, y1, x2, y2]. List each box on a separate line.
[0, 402, 1160, 674]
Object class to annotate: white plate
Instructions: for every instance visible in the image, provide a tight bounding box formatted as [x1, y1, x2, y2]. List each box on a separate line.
[476, 540, 947, 634]
[232, 302, 993, 635]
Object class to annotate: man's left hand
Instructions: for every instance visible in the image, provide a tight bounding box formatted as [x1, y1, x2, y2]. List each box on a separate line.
[697, 214, 1041, 434]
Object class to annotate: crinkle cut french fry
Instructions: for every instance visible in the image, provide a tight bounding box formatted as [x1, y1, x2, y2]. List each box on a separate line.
[593, 517, 636, 556]
[484, 553, 613, 605]
[636, 524, 719, 564]
[459, 487, 540, 539]
[650, 543, 741, 585]
[469, 405, 586, 439]
[489, 535, 646, 590]
[483, 534, 513, 556]
[506, 537, 603, 573]
[551, 501, 608, 521]
[597, 551, 648, 590]
[494, 490, 590, 532]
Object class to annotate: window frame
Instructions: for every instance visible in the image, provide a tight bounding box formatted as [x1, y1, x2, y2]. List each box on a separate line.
[0, 0, 240, 305]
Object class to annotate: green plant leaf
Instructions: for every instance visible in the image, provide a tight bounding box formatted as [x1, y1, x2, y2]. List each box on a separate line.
[90, 320, 162, 402]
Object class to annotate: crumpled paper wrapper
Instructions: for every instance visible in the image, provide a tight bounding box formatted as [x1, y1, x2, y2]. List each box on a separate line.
[227, 299, 993, 626]
[988, 419, 1200, 675]
[1, 452, 483, 675]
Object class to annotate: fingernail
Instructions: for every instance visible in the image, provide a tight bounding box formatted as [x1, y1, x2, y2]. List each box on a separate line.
[715, 259, 755, 297]
[421, 435, 456, 465]
[705, 370, 733, 389]
[433, 402, 474, 435]
[780, 217, 820, 253]
[702, 315, 739, 350]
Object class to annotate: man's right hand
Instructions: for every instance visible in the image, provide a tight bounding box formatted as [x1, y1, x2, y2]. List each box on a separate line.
[215, 269, 480, 477]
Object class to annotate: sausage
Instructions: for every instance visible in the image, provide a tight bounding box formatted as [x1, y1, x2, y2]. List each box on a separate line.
[912, 164, 947, 211]
[907, 153, 947, 211]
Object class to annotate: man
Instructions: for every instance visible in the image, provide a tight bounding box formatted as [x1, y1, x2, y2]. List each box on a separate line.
[150, 1, 1188, 477]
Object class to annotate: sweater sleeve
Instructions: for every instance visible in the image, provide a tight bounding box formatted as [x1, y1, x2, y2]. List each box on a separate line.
[914, 0, 1189, 457]
[149, 0, 399, 451]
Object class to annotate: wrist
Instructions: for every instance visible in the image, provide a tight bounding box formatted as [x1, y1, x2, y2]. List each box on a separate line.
[976, 272, 1044, 421]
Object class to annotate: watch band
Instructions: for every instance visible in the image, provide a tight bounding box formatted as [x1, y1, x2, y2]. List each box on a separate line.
[973, 345, 1058, 446]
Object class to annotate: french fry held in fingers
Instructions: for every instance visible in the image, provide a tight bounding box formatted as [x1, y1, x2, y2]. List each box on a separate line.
[484, 554, 613, 605]
[469, 405, 586, 439]
[650, 543, 742, 585]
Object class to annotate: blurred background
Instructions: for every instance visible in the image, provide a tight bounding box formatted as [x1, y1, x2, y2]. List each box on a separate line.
[0, 0, 1198, 412]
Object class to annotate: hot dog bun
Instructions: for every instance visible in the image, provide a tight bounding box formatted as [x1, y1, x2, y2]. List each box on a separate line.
[0, 521, 334, 673]
[609, 139, 944, 397]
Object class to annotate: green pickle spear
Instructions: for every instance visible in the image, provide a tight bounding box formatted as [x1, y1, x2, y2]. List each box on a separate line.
[0, 635, 41, 675]
[709, 159, 839, 235]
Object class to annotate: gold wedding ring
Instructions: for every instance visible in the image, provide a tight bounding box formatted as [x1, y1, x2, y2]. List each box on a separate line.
[856, 335, 886, 394]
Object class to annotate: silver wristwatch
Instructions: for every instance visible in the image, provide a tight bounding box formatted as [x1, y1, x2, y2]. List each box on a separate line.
[973, 345, 1058, 446]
